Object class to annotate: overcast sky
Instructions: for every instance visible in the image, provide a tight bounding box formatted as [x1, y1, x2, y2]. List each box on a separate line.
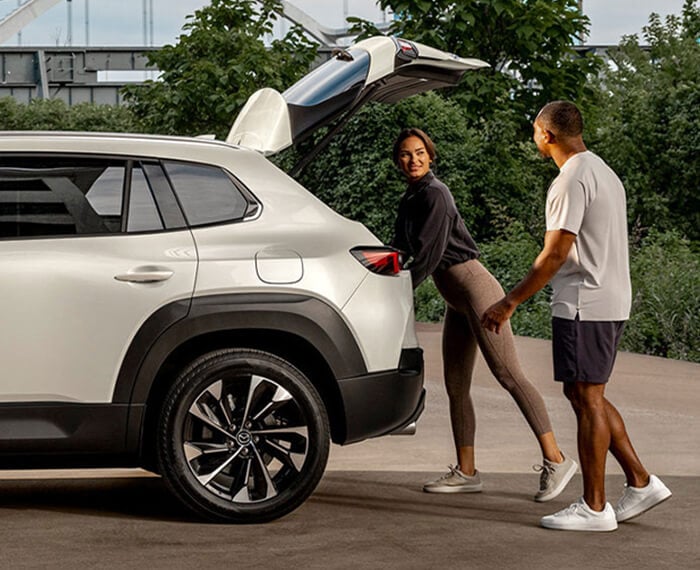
[0, 0, 689, 47]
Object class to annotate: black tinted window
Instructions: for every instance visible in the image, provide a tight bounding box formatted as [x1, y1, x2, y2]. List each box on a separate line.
[163, 161, 250, 226]
[283, 48, 370, 106]
[0, 156, 124, 238]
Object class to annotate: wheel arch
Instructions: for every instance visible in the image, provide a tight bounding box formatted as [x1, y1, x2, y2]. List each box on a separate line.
[114, 293, 366, 467]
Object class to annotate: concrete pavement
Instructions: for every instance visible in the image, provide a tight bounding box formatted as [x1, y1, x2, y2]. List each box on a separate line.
[1, 323, 698, 569]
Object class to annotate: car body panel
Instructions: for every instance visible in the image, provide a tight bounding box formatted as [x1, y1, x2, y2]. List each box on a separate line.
[0, 231, 196, 402]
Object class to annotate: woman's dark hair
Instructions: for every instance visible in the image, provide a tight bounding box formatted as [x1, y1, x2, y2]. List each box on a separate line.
[392, 128, 437, 165]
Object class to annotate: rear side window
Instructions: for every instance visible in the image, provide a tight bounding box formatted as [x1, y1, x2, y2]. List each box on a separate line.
[0, 156, 124, 238]
[162, 161, 252, 227]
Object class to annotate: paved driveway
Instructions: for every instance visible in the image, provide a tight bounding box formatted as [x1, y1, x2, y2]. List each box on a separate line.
[1, 324, 698, 569]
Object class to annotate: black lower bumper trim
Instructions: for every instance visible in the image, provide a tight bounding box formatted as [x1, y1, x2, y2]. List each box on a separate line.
[337, 347, 424, 444]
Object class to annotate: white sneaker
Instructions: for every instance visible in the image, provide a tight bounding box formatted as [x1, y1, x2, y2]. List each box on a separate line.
[540, 497, 618, 532]
[533, 452, 578, 502]
[423, 465, 482, 493]
[614, 474, 672, 522]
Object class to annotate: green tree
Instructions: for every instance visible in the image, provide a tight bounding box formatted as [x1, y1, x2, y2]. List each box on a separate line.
[350, 0, 600, 123]
[583, 0, 700, 242]
[123, 0, 317, 139]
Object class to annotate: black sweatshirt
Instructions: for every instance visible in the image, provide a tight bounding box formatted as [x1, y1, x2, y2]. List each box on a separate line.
[391, 171, 479, 289]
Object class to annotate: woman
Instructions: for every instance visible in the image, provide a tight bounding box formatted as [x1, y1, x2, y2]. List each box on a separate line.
[391, 128, 575, 500]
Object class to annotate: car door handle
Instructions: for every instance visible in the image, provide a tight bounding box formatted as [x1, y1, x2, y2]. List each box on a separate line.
[114, 269, 174, 283]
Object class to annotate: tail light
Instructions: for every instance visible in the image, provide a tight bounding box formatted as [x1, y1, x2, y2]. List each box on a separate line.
[350, 247, 401, 276]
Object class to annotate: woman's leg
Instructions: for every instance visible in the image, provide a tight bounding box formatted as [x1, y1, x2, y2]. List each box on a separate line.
[442, 306, 479, 474]
[436, 261, 562, 462]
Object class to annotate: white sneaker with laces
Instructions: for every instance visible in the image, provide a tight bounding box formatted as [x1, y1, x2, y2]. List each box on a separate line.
[423, 465, 482, 493]
[615, 474, 672, 522]
[540, 497, 618, 532]
[533, 452, 578, 502]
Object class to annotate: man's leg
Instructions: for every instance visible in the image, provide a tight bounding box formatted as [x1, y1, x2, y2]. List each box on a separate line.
[604, 399, 672, 522]
[604, 400, 649, 488]
[540, 380, 617, 531]
[563, 382, 610, 511]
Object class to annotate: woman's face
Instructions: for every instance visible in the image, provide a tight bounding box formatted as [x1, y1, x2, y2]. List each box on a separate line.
[397, 136, 431, 181]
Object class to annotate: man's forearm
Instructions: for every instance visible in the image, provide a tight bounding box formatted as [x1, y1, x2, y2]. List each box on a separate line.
[505, 250, 567, 308]
[481, 230, 575, 334]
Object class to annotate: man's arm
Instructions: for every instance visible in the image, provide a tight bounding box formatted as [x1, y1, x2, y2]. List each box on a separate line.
[481, 229, 577, 334]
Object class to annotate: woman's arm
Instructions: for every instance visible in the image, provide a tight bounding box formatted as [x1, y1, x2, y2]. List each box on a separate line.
[405, 189, 452, 288]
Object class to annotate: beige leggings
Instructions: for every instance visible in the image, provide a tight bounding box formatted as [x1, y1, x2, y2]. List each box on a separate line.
[432, 259, 552, 448]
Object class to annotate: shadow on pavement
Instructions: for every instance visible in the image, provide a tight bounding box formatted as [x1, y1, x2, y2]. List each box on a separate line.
[0, 471, 697, 569]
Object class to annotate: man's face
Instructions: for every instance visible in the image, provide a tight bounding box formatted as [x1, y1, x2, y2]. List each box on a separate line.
[533, 119, 551, 159]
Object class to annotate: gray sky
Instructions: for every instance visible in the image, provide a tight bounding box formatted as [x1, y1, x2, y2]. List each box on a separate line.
[0, 0, 689, 47]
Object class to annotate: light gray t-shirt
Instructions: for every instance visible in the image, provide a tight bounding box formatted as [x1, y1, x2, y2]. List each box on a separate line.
[545, 151, 631, 321]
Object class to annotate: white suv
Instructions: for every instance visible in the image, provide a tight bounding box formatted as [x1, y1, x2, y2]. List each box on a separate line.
[0, 37, 487, 522]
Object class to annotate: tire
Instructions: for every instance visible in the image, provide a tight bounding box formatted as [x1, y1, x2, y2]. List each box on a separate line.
[156, 348, 330, 523]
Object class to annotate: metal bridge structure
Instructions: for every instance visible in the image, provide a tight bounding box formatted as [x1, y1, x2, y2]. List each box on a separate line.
[0, 0, 613, 106]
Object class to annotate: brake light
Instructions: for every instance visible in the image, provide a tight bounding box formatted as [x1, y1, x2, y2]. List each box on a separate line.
[395, 38, 418, 59]
[351, 247, 401, 276]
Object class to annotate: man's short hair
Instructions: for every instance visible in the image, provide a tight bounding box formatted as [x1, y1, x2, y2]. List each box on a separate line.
[536, 101, 583, 138]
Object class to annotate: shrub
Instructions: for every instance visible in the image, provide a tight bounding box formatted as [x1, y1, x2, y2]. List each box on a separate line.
[623, 230, 700, 362]
[0, 98, 138, 133]
[414, 278, 445, 323]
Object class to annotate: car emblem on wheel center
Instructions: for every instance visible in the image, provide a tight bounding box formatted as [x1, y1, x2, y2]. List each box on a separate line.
[236, 430, 252, 446]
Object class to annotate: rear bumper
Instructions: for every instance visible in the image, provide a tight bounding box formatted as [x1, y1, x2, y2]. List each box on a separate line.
[337, 347, 424, 444]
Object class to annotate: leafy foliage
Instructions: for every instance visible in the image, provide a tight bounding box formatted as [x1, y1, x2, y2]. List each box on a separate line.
[622, 230, 700, 362]
[123, 0, 317, 139]
[1, 0, 696, 362]
[583, 0, 700, 242]
[479, 222, 552, 338]
[0, 98, 138, 132]
[350, 0, 601, 123]
[415, 226, 700, 364]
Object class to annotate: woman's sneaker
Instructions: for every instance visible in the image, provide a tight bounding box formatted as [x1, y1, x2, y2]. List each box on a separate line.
[540, 497, 618, 532]
[423, 466, 483, 493]
[533, 453, 578, 502]
[614, 474, 672, 522]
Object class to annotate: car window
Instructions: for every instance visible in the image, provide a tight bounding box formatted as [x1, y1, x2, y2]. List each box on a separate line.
[162, 161, 250, 227]
[283, 48, 370, 107]
[0, 156, 124, 238]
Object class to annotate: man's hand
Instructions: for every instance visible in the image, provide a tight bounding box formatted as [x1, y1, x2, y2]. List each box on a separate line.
[482, 297, 517, 335]
[481, 230, 576, 334]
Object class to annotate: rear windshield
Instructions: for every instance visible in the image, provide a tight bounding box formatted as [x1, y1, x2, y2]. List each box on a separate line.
[283, 48, 370, 107]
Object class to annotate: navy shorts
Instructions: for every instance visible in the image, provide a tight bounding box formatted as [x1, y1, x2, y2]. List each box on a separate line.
[552, 317, 626, 384]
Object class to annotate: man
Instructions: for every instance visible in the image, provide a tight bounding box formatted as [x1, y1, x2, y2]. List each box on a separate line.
[481, 101, 671, 532]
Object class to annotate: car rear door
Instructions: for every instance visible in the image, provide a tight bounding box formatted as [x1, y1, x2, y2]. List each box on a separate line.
[0, 155, 197, 403]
